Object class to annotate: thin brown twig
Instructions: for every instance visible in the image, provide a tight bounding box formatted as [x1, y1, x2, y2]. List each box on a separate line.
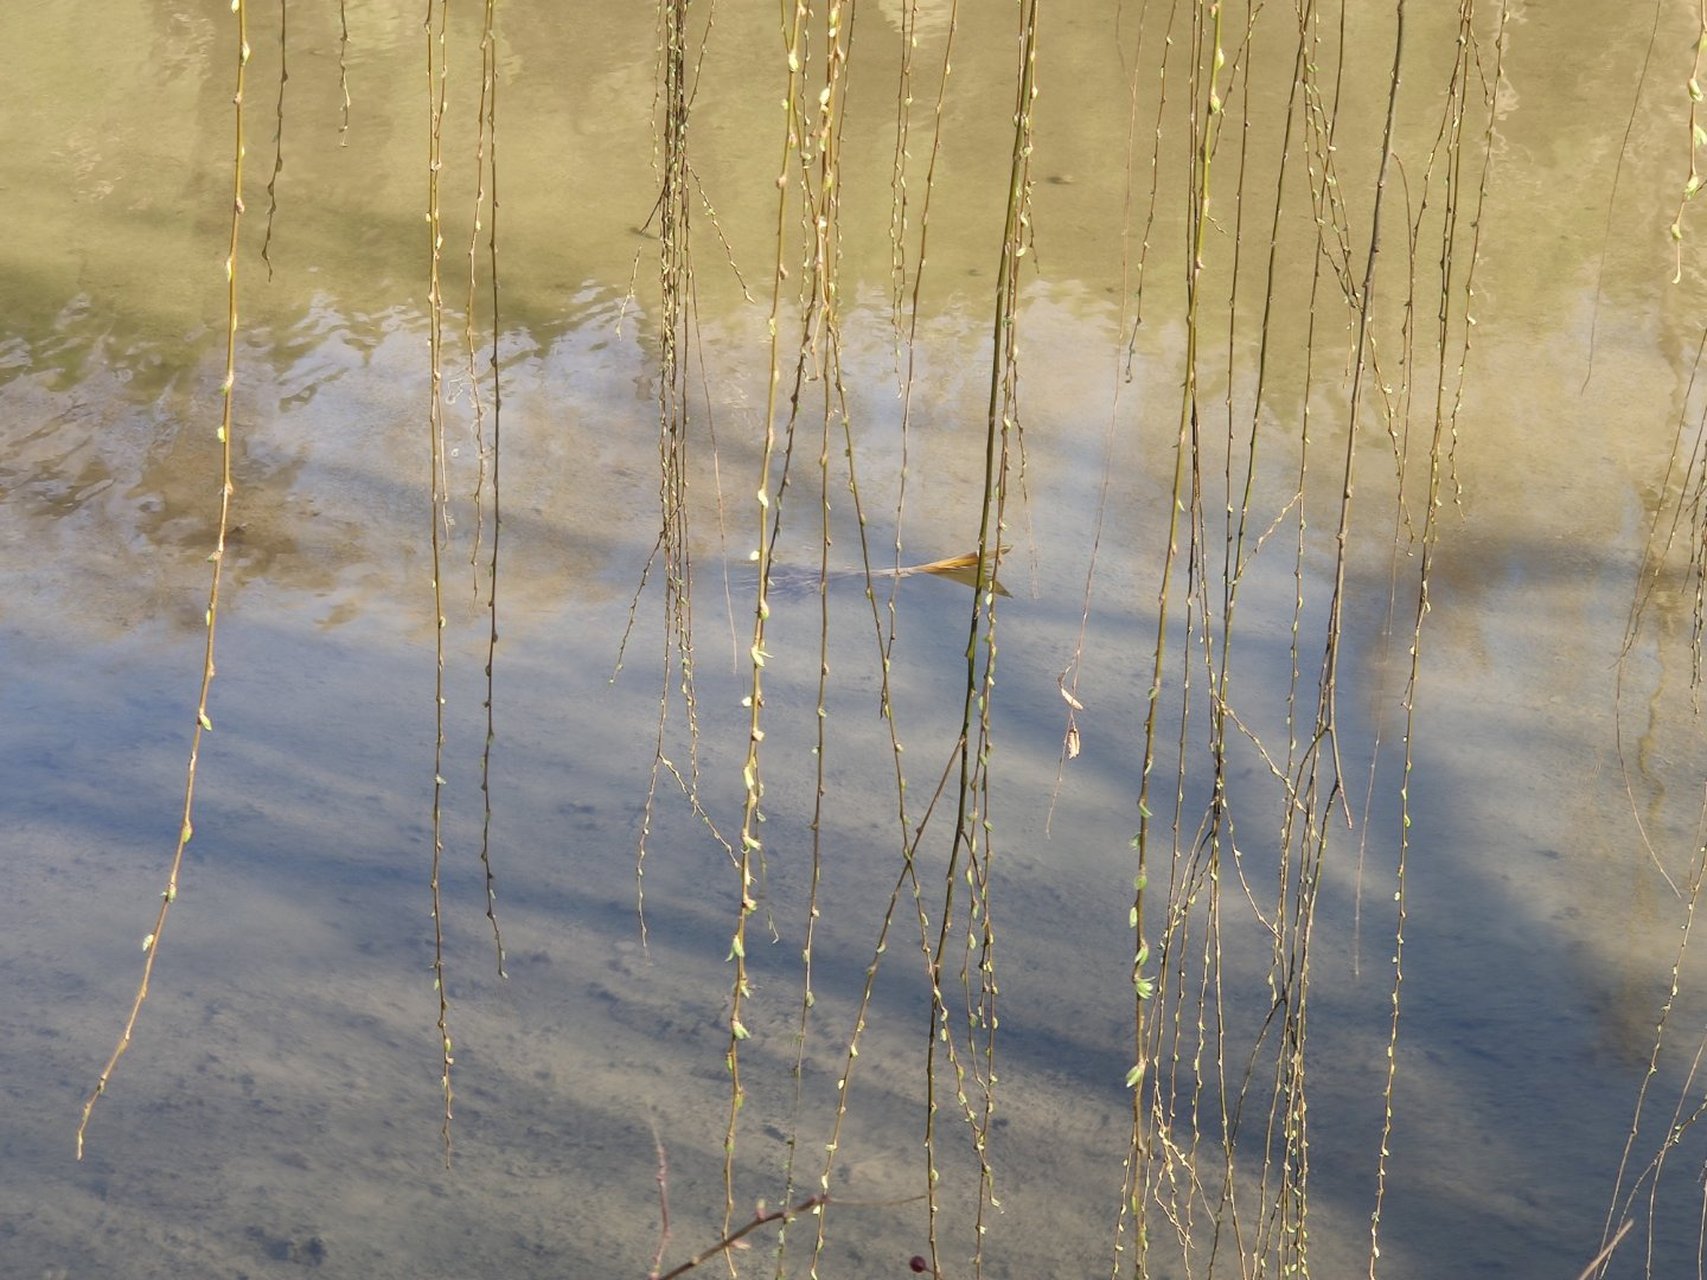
[648, 1126, 671, 1279]
[1576, 1218, 1634, 1280]
[652, 1194, 827, 1280]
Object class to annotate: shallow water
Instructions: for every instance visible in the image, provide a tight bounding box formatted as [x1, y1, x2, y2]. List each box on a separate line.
[7, 2, 1707, 1278]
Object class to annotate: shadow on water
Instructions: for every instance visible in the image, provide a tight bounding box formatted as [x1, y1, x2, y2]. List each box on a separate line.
[6, 509, 1700, 1277]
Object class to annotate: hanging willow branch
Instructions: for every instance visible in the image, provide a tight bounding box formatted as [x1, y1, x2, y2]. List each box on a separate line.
[76, 0, 251, 1161]
[1102, 3, 1503, 1277]
[423, 0, 457, 1165]
[467, 0, 506, 980]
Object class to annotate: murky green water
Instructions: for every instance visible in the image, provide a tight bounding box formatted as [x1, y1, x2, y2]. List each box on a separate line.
[7, 2, 1707, 1277]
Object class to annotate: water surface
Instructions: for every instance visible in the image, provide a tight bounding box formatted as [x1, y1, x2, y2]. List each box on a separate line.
[5, 3, 1707, 1278]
